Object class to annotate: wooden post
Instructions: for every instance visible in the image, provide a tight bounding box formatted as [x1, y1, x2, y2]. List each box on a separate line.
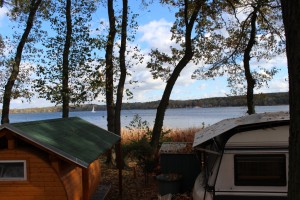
[82, 167, 90, 200]
[116, 141, 123, 198]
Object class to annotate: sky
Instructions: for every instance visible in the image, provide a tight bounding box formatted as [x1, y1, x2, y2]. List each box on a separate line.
[0, 2, 288, 109]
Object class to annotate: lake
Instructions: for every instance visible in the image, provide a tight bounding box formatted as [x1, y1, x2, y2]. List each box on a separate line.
[8, 105, 289, 129]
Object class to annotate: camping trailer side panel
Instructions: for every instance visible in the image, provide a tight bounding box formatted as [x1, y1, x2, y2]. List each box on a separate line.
[193, 124, 289, 200]
[215, 151, 288, 199]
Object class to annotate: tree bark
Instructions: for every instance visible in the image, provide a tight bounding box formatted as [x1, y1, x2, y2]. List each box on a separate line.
[1, 0, 42, 124]
[281, 1, 300, 199]
[62, 0, 72, 118]
[243, 7, 258, 115]
[115, 0, 127, 144]
[104, 0, 116, 164]
[114, 0, 128, 196]
[150, 0, 201, 151]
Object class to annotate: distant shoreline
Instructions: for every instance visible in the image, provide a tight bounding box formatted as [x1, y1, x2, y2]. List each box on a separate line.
[5, 92, 288, 114]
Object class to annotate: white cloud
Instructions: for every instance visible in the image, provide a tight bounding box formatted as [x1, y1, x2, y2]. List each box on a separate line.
[256, 75, 289, 94]
[175, 60, 206, 87]
[138, 19, 174, 51]
[125, 46, 166, 91]
[251, 53, 287, 70]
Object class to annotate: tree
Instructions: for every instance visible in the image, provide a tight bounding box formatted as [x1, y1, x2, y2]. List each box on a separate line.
[148, 0, 204, 151]
[193, 0, 284, 114]
[101, 0, 117, 166]
[61, 0, 72, 118]
[0, 0, 22, 7]
[115, 0, 128, 146]
[0, 35, 4, 53]
[242, 2, 260, 114]
[1, 0, 43, 124]
[113, 0, 142, 159]
[105, 0, 116, 136]
[100, 0, 142, 195]
[0, 35, 4, 66]
[114, 0, 128, 195]
[280, 1, 300, 199]
[101, 0, 142, 161]
[34, 0, 100, 117]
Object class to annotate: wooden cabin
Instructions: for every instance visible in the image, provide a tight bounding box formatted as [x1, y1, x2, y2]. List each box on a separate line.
[0, 117, 120, 200]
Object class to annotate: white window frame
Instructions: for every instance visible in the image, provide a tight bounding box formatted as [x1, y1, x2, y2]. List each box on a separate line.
[0, 160, 27, 181]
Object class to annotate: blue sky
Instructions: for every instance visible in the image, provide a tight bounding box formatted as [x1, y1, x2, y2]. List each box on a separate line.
[0, 2, 288, 109]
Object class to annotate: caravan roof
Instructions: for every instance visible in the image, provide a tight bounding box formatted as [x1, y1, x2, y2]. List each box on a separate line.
[193, 111, 289, 148]
[225, 125, 289, 149]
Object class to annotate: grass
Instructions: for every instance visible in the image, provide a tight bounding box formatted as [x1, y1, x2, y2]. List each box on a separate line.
[121, 126, 202, 144]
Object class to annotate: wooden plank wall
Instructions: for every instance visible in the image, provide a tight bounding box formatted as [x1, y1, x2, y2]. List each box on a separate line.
[59, 159, 102, 200]
[88, 159, 102, 197]
[60, 165, 83, 200]
[0, 148, 67, 200]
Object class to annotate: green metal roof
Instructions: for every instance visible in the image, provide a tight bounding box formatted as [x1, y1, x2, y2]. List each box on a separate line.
[1, 117, 120, 168]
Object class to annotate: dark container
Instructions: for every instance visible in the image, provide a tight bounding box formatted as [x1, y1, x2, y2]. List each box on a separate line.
[156, 173, 182, 196]
[159, 142, 201, 192]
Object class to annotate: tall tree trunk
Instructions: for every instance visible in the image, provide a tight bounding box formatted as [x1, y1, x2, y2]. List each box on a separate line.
[105, 0, 116, 164]
[243, 7, 258, 115]
[115, 0, 127, 148]
[281, 1, 300, 199]
[62, 0, 72, 118]
[1, 0, 42, 124]
[150, 0, 201, 151]
[114, 0, 128, 196]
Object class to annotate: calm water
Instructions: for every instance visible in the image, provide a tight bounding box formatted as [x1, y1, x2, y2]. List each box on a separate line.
[8, 105, 289, 129]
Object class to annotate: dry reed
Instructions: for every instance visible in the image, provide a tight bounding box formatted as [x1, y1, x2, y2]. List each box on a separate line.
[121, 127, 202, 144]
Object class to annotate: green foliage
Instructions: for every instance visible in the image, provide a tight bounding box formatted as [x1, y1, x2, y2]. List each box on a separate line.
[122, 135, 156, 172]
[34, 0, 102, 106]
[125, 114, 151, 140]
[0, 35, 4, 55]
[193, 0, 284, 96]
[95, 4, 143, 101]
[125, 114, 171, 143]
[146, 0, 221, 80]
[123, 114, 171, 172]
[0, 0, 47, 103]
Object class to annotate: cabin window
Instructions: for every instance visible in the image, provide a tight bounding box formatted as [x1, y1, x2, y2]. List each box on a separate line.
[234, 154, 286, 186]
[0, 160, 27, 181]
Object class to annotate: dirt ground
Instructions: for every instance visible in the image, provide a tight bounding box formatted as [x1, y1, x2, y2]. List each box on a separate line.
[95, 161, 193, 200]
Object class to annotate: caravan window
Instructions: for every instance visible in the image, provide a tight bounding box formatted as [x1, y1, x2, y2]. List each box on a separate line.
[234, 154, 286, 186]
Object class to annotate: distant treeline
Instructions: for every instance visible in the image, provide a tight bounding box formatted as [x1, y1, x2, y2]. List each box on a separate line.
[9, 92, 288, 114]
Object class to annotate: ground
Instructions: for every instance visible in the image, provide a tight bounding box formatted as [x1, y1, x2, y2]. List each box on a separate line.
[93, 158, 193, 200]
[92, 129, 198, 200]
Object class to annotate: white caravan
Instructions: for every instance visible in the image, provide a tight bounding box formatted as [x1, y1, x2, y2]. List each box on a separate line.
[192, 112, 289, 200]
